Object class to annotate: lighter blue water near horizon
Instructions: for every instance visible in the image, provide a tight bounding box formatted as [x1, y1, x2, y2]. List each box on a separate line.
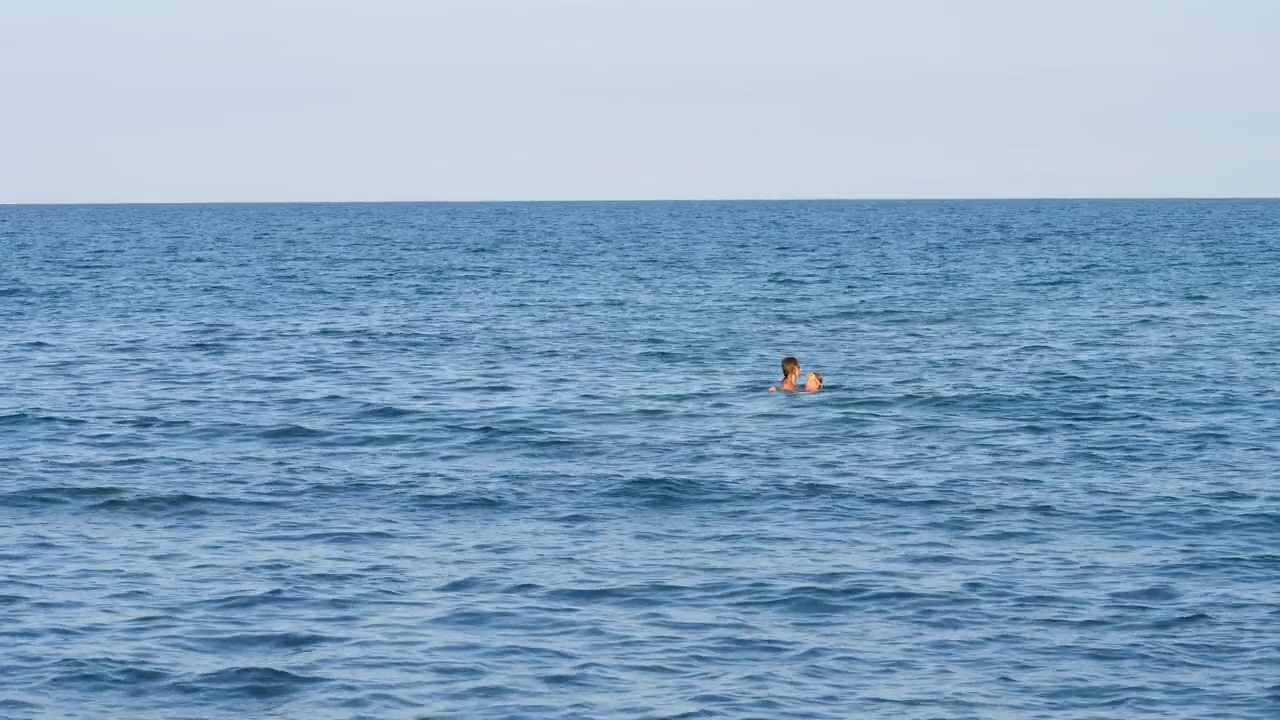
[2, 199, 1279, 719]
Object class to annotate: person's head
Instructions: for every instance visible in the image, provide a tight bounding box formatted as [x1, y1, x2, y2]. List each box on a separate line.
[781, 356, 800, 380]
[805, 372, 824, 392]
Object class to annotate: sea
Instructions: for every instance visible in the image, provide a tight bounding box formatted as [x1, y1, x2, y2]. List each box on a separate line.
[2, 199, 1278, 719]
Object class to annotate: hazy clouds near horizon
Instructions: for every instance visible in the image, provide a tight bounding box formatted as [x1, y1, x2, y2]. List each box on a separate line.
[3, 0, 1277, 203]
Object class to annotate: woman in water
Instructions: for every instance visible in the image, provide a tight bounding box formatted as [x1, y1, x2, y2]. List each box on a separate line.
[769, 356, 802, 392]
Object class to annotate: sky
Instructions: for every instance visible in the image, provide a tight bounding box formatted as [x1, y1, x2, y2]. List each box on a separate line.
[2, 0, 1277, 203]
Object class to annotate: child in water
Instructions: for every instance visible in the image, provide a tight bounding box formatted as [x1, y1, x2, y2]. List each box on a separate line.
[805, 372, 824, 392]
[769, 357, 802, 392]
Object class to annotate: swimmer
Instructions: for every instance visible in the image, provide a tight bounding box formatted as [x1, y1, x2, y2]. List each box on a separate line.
[805, 371, 824, 392]
[768, 356, 802, 392]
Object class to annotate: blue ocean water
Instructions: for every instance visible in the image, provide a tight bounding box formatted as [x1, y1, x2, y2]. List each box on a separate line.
[2, 199, 1279, 719]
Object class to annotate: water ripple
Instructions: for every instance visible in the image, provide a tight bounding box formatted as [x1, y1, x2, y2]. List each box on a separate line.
[3, 200, 1279, 719]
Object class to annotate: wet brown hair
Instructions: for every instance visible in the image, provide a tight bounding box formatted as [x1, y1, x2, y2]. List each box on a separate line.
[781, 356, 800, 379]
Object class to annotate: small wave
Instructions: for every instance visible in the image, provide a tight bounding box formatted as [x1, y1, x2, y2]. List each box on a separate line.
[636, 350, 681, 360]
[262, 530, 394, 544]
[1108, 584, 1181, 602]
[429, 608, 523, 628]
[1236, 511, 1280, 528]
[1019, 277, 1082, 287]
[781, 481, 860, 501]
[354, 404, 420, 419]
[44, 658, 171, 689]
[436, 576, 496, 593]
[185, 341, 228, 352]
[244, 372, 301, 383]
[600, 475, 733, 506]
[547, 512, 595, 523]
[314, 327, 368, 338]
[327, 432, 415, 448]
[1, 485, 125, 507]
[185, 632, 339, 652]
[113, 415, 193, 429]
[0, 412, 89, 427]
[819, 308, 918, 322]
[259, 424, 328, 440]
[544, 581, 694, 603]
[890, 390, 1038, 411]
[188, 321, 238, 335]
[105, 589, 153, 600]
[906, 553, 962, 565]
[538, 672, 593, 687]
[411, 491, 506, 510]
[202, 588, 298, 610]
[448, 423, 550, 439]
[1199, 490, 1256, 502]
[1146, 612, 1213, 630]
[171, 666, 325, 699]
[90, 493, 279, 514]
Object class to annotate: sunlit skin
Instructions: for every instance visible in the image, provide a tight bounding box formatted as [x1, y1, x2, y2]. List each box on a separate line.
[805, 372, 823, 392]
[769, 357, 802, 392]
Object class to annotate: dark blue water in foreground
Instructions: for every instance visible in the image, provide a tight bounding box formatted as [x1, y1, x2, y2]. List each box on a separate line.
[3, 200, 1279, 719]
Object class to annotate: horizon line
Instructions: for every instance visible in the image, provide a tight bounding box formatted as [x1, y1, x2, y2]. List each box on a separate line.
[2, 195, 1278, 207]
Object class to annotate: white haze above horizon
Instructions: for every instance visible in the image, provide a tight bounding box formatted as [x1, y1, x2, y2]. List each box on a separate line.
[2, 0, 1277, 203]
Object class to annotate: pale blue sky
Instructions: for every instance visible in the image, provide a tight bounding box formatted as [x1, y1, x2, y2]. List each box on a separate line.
[3, 0, 1277, 203]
